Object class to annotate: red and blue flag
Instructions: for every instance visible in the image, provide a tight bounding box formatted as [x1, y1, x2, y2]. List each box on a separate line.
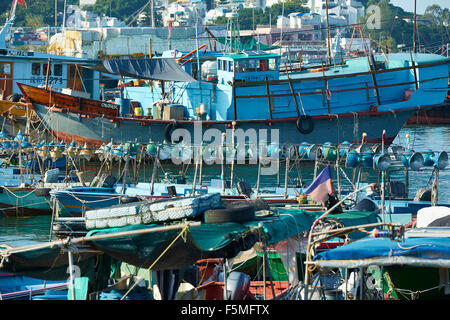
[303, 164, 334, 204]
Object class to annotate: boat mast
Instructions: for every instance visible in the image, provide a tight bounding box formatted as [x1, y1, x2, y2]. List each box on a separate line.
[325, 0, 332, 64]
[55, 0, 58, 27]
[412, 0, 417, 53]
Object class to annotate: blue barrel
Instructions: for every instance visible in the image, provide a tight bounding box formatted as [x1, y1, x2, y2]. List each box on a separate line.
[115, 98, 131, 117]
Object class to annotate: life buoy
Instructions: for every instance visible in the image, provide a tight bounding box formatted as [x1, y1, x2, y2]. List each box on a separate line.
[164, 121, 183, 143]
[296, 115, 314, 134]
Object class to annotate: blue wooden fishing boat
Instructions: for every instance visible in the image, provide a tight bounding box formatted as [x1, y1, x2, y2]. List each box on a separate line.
[311, 226, 450, 300]
[0, 272, 67, 300]
[18, 49, 450, 147]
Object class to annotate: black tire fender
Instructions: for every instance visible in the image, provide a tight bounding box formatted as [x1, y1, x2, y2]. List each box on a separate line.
[204, 205, 255, 224]
[6, 94, 22, 102]
[164, 121, 183, 143]
[296, 115, 314, 134]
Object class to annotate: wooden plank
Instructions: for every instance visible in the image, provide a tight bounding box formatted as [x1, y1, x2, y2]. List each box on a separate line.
[265, 76, 273, 120]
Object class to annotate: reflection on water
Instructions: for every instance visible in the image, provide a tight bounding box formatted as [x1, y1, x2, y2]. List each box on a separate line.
[0, 215, 52, 247]
[391, 126, 450, 202]
[0, 126, 448, 245]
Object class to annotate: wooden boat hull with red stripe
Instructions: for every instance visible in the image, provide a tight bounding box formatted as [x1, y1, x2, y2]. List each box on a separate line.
[18, 83, 119, 118]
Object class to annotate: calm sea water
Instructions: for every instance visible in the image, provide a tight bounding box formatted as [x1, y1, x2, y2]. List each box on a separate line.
[0, 125, 448, 247]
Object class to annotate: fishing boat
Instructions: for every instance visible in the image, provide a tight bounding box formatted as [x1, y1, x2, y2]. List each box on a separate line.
[18, 48, 450, 147]
[309, 225, 450, 300]
[0, 3, 102, 136]
[405, 72, 449, 125]
[0, 130, 77, 217]
[0, 272, 67, 300]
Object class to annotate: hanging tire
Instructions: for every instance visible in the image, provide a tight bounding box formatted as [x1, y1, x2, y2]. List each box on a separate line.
[204, 205, 255, 224]
[236, 180, 252, 197]
[296, 115, 314, 134]
[119, 195, 141, 204]
[164, 122, 183, 143]
[6, 94, 22, 102]
[34, 187, 52, 197]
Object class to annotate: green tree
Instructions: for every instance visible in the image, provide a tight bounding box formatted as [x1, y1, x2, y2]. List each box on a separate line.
[1, 0, 78, 28]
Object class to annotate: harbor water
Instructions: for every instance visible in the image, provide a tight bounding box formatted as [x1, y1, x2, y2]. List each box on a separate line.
[0, 125, 449, 247]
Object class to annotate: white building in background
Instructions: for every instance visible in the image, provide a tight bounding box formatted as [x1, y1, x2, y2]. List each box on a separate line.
[287, 12, 321, 29]
[79, 0, 97, 6]
[65, 5, 125, 29]
[307, 0, 364, 25]
[162, 0, 208, 27]
[48, 25, 227, 59]
[205, 7, 228, 24]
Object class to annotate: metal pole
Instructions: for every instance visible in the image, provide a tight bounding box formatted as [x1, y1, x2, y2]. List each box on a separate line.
[150, 146, 159, 195]
[284, 152, 290, 199]
[221, 132, 226, 193]
[67, 249, 76, 300]
[223, 258, 228, 300]
[230, 121, 236, 189]
[121, 150, 129, 195]
[255, 149, 262, 197]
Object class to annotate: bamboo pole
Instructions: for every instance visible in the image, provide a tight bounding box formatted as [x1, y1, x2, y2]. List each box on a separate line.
[286, 70, 300, 117]
[191, 145, 200, 196]
[45, 58, 52, 90]
[1, 221, 203, 257]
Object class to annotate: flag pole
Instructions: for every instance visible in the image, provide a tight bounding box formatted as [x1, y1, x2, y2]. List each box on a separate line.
[10, 0, 18, 20]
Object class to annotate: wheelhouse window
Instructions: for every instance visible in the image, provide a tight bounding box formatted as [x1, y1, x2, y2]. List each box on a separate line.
[0, 63, 11, 75]
[258, 59, 268, 71]
[43, 64, 51, 75]
[268, 58, 277, 71]
[54, 64, 62, 76]
[31, 63, 40, 75]
[247, 59, 257, 72]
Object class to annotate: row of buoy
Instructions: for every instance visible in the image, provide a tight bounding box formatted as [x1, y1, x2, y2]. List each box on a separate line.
[0, 131, 447, 171]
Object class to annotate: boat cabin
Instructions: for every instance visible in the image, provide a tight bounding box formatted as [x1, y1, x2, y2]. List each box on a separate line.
[217, 50, 280, 84]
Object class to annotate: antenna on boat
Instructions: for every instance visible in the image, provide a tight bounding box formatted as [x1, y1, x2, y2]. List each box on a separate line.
[225, 0, 240, 53]
[279, 0, 284, 57]
[62, 0, 67, 30]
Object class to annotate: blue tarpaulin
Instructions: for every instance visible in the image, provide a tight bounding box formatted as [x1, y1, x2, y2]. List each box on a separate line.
[312, 236, 450, 268]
